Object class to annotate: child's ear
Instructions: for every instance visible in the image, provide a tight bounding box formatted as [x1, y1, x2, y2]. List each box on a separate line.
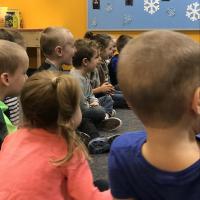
[0, 72, 10, 86]
[55, 46, 63, 57]
[192, 87, 200, 115]
[82, 58, 88, 66]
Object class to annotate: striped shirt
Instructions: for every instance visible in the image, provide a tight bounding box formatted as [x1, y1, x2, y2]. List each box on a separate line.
[3, 97, 20, 127]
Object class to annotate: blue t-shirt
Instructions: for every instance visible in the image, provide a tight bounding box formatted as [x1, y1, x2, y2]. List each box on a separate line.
[108, 131, 200, 200]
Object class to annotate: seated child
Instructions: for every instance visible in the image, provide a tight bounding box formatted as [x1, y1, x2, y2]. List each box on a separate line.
[108, 34, 132, 87]
[0, 28, 26, 127]
[0, 70, 112, 200]
[39, 26, 75, 71]
[85, 31, 128, 108]
[70, 39, 122, 153]
[0, 40, 28, 146]
[108, 30, 200, 200]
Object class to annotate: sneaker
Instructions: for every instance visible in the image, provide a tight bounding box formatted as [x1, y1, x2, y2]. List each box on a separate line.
[88, 137, 110, 154]
[99, 117, 122, 132]
[107, 134, 120, 145]
[77, 131, 91, 146]
[88, 134, 120, 154]
[108, 109, 116, 117]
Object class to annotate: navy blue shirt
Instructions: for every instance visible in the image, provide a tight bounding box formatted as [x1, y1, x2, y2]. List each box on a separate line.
[108, 131, 200, 200]
[108, 54, 118, 86]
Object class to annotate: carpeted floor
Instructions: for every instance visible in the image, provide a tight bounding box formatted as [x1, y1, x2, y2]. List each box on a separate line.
[89, 108, 144, 181]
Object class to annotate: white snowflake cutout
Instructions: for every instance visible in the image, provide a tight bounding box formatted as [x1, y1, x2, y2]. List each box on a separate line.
[186, 2, 200, 21]
[144, 0, 160, 15]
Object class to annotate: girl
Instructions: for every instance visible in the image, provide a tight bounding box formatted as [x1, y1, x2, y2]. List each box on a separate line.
[0, 71, 112, 200]
[85, 31, 128, 109]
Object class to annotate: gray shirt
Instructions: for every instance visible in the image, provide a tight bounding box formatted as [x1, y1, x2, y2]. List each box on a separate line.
[70, 68, 98, 111]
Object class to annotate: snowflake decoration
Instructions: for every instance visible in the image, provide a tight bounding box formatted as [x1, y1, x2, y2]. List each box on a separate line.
[144, 0, 160, 15]
[91, 18, 98, 27]
[105, 2, 113, 12]
[123, 14, 133, 25]
[166, 8, 176, 17]
[186, 2, 200, 21]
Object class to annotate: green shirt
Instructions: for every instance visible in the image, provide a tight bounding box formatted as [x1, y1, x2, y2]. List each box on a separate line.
[0, 101, 16, 142]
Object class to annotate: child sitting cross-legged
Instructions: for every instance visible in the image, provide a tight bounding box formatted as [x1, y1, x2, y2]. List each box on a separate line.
[70, 39, 122, 154]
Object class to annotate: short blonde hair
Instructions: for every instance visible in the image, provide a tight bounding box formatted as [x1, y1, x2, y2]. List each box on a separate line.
[40, 27, 71, 56]
[0, 40, 27, 75]
[118, 30, 200, 127]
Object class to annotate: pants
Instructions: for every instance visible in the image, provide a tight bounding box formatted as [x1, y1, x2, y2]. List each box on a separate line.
[98, 94, 113, 114]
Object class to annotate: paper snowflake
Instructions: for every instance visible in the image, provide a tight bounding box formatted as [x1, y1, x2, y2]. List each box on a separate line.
[186, 2, 200, 21]
[123, 14, 133, 25]
[144, 0, 160, 15]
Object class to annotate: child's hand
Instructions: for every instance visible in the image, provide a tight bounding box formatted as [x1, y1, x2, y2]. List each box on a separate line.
[89, 101, 99, 107]
[101, 82, 114, 93]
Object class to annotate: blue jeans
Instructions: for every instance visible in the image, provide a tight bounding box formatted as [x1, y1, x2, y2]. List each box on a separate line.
[111, 90, 128, 108]
[82, 106, 105, 125]
[98, 94, 113, 114]
[78, 106, 106, 139]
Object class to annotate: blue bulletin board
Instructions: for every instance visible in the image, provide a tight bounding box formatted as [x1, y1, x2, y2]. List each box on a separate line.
[87, 0, 200, 30]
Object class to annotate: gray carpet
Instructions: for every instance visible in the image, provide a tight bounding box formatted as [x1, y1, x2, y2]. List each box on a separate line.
[89, 108, 144, 181]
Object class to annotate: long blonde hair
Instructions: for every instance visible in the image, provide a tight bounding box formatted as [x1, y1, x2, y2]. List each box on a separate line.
[20, 71, 88, 165]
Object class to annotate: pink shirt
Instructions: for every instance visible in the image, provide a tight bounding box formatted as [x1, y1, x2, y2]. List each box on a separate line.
[0, 128, 112, 200]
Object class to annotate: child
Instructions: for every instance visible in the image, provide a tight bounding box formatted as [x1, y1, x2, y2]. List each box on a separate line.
[0, 40, 28, 146]
[108, 30, 200, 200]
[85, 31, 128, 108]
[108, 34, 132, 87]
[0, 70, 112, 199]
[70, 39, 121, 153]
[0, 28, 26, 128]
[39, 26, 75, 71]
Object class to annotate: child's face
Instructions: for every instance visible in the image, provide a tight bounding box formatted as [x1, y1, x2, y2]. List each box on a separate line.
[86, 49, 100, 72]
[61, 32, 75, 65]
[8, 53, 29, 97]
[101, 41, 113, 60]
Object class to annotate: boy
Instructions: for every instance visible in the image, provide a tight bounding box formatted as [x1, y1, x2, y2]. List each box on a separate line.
[0, 28, 26, 128]
[108, 30, 200, 200]
[0, 40, 29, 146]
[70, 39, 122, 153]
[39, 26, 75, 71]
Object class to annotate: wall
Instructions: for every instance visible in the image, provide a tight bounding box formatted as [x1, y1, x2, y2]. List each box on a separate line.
[0, 0, 199, 42]
[0, 0, 86, 38]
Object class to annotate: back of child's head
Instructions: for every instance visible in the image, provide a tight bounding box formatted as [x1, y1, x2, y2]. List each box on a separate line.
[0, 39, 28, 75]
[0, 28, 25, 48]
[118, 30, 200, 128]
[116, 34, 132, 53]
[20, 70, 87, 163]
[40, 26, 72, 57]
[72, 39, 98, 68]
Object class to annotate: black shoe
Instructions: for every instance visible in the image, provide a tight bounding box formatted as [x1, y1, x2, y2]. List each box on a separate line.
[107, 134, 120, 145]
[99, 117, 122, 132]
[88, 137, 110, 154]
[88, 134, 120, 154]
[77, 131, 91, 146]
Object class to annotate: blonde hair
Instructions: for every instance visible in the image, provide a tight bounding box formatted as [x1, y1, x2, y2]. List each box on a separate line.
[40, 26, 71, 56]
[0, 28, 26, 48]
[20, 71, 88, 165]
[118, 30, 200, 128]
[0, 39, 27, 75]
